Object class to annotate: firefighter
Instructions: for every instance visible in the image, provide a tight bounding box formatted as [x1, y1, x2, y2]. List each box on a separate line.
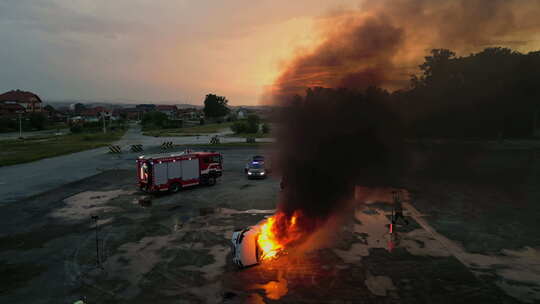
[391, 190, 409, 226]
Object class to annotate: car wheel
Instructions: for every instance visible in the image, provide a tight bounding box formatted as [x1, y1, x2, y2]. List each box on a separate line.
[208, 176, 216, 186]
[169, 183, 181, 193]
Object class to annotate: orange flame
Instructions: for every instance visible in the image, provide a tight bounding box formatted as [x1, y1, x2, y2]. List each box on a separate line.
[257, 211, 303, 261]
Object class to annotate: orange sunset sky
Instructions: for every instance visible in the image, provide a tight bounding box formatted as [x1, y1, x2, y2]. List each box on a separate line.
[1, 0, 539, 105]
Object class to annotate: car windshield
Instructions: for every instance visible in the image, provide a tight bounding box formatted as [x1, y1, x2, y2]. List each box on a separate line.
[249, 163, 263, 169]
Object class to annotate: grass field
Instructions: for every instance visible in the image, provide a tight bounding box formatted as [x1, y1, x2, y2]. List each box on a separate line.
[0, 129, 126, 166]
[142, 122, 233, 137]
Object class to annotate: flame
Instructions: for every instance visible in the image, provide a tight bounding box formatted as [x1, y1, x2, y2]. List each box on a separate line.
[256, 211, 303, 261]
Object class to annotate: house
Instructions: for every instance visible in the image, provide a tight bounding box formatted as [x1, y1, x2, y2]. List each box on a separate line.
[121, 108, 142, 120]
[69, 103, 86, 114]
[136, 104, 156, 112]
[80, 107, 110, 122]
[43, 105, 68, 122]
[178, 108, 203, 120]
[156, 105, 178, 118]
[0, 90, 43, 113]
[236, 108, 247, 119]
[0, 102, 26, 116]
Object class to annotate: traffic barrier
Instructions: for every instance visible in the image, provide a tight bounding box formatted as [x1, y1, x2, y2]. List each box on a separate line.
[161, 141, 173, 150]
[108, 145, 122, 153]
[210, 136, 220, 144]
[246, 137, 256, 143]
[130, 144, 143, 152]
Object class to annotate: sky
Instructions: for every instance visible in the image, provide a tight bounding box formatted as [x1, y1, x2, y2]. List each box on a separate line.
[0, 0, 360, 105]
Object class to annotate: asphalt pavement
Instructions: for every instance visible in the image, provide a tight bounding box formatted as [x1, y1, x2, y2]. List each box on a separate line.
[0, 125, 273, 203]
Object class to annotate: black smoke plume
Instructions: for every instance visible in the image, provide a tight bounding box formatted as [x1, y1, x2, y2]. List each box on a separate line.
[269, 0, 540, 239]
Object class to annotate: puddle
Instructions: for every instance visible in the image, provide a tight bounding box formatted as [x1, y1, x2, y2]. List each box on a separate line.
[252, 270, 288, 300]
[364, 272, 397, 296]
[404, 202, 540, 301]
[336, 196, 540, 302]
[496, 280, 540, 304]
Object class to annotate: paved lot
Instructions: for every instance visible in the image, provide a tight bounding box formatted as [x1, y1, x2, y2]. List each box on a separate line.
[0, 143, 539, 303]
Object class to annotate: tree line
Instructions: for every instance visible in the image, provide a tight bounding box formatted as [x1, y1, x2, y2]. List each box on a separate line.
[288, 47, 540, 139]
[395, 47, 540, 139]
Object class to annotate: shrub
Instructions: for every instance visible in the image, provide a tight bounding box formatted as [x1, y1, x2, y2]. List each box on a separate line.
[29, 113, 47, 130]
[246, 114, 261, 133]
[142, 112, 169, 128]
[70, 125, 84, 134]
[231, 121, 247, 134]
[0, 117, 17, 132]
[262, 123, 271, 134]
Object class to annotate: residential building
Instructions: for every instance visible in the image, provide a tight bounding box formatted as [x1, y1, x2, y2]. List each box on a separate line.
[136, 104, 156, 112]
[0, 102, 26, 116]
[0, 89, 43, 113]
[156, 105, 178, 118]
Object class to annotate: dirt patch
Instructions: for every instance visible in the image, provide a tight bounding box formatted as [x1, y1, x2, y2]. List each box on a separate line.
[52, 190, 133, 220]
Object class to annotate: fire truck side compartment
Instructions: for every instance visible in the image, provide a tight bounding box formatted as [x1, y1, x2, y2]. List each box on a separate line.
[154, 162, 168, 186]
[182, 158, 199, 180]
[167, 161, 182, 179]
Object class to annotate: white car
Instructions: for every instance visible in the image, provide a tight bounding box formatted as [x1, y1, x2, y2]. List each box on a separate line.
[231, 226, 261, 267]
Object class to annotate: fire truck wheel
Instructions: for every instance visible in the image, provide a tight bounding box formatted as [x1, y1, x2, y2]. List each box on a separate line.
[207, 176, 216, 186]
[169, 183, 181, 193]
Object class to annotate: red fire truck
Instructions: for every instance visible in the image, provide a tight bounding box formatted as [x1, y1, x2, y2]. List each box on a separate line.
[137, 150, 223, 193]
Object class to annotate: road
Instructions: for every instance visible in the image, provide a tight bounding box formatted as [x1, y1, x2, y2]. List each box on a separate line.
[0, 125, 273, 203]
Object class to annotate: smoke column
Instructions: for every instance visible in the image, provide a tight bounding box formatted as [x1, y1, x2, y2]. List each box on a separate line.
[269, 0, 540, 98]
[269, 0, 540, 239]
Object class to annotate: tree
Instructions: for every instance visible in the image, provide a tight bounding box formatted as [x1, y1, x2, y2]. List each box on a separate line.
[246, 114, 261, 133]
[262, 123, 271, 134]
[29, 113, 47, 130]
[142, 112, 168, 128]
[231, 121, 247, 134]
[203, 94, 230, 118]
[44, 105, 55, 112]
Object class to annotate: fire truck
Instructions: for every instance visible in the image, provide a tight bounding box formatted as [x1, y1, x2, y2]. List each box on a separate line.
[137, 150, 223, 193]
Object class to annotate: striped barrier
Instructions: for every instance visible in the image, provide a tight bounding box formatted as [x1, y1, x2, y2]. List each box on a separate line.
[130, 144, 143, 152]
[210, 136, 220, 144]
[108, 145, 122, 153]
[161, 141, 173, 150]
[246, 137, 256, 143]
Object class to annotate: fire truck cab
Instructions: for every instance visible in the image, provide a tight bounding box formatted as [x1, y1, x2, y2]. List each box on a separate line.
[137, 150, 223, 193]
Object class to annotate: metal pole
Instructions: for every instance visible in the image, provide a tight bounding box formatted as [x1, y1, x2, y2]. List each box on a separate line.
[91, 215, 100, 267]
[19, 114, 22, 138]
[102, 113, 106, 134]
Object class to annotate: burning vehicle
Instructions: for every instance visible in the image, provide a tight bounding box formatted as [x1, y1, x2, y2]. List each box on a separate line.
[231, 212, 301, 267]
